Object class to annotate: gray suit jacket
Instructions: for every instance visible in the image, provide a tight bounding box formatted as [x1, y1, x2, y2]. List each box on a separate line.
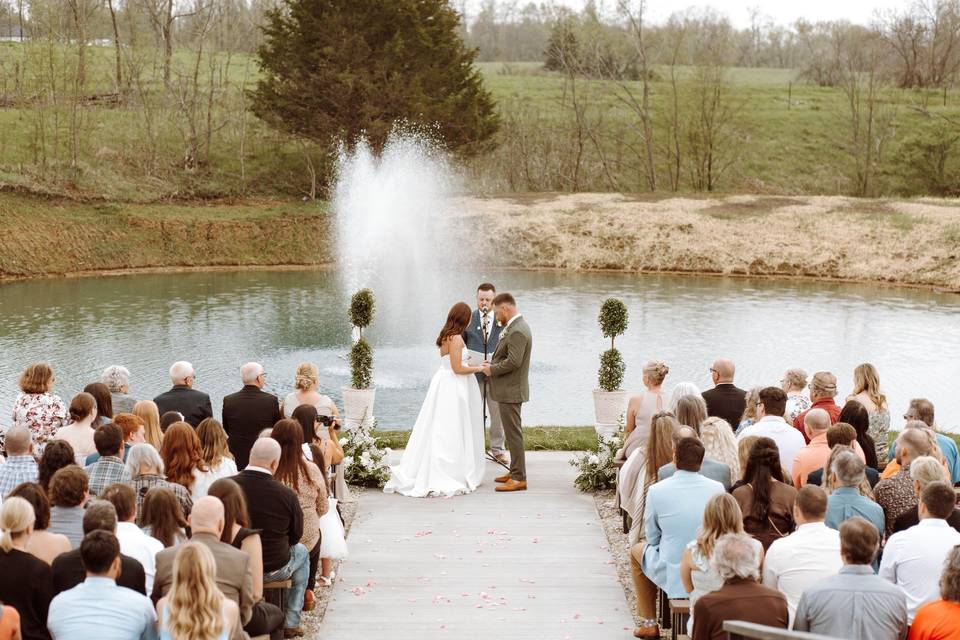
[657, 457, 733, 490]
[488, 316, 532, 404]
[152, 532, 254, 640]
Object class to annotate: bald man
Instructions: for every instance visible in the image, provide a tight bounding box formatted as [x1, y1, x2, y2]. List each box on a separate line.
[702, 358, 747, 431]
[232, 438, 309, 636]
[152, 496, 269, 640]
[222, 362, 281, 469]
[0, 426, 38, 498]
[657, 426, 733, 489]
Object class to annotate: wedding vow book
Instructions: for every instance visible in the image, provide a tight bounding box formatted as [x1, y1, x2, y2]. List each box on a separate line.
[465, 349, 487, 367]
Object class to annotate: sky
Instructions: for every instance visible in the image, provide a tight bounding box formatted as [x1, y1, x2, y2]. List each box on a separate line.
[462, 0, 910, 29]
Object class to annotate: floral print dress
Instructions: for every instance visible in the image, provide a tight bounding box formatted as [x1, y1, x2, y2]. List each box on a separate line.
[11, 392, 67, 450]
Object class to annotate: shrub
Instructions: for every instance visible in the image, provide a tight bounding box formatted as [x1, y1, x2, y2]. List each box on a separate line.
[597, 298, 628, 391]
[349, 288, 375, 336]
[598, 348, 626, 392]
[348, 288, 375, 389]
[598, 298, 628, 348]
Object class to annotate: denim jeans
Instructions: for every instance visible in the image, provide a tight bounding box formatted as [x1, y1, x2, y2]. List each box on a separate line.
[263, 542, 310, 628]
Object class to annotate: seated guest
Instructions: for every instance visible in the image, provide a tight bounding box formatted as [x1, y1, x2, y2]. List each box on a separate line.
[153, 361, 213, 428]
[838, 399, 879, 470]
[618, 362, 668, 463]
[101, 483, 163, 593]
[132, 401, 163, 450]
[273, 419, 329, 611]
[51, 500, 146, 596]
[222, 363, 282, 470]
[824, 450, 885, 536]
[54, 392, 98, 465]
[196, 419, 239, 483]
[736, 387, 805, 476]
[83, 423, 131, 496]
[880, 481, 960, 623]
[159, 412, 183, 435]
[699, 417, 741, 480]
[805, 423, 881, 488]
[633, 438, 724, 638]
[11, 362, 67, 451]
[101, 365, 137, 415]
[157, 542, 239, 640]
[161, 422, 212, 501]
[231, 438, 308, 637]
[731, 436, 760, 492]
[153, 496, 253, 640]
[126, 444, 193, 525]
[792, 411, 866, 486]
[37, 441, 75, 494]
[0, 427, 38, 498]
[735, 387, 762, 433]
[701, 358, 747, 430]
[85, 413, 146, 464]
[692, 533, 789, 640]
[793, 516, 907, 639]
[910, 544, 960, 640]
[658, 426, 732, 489]
[762, 485, 842, 623]
[680, 493, 760, 636]
[83, 382, 114, 427]
[876, 427, 935, 537]
[675, 394, 708, 432]
[619, 413, 677, 547]
[893, 456, 960, 534]
[793, 371, 842, 442]
[733, 438, 798, 550]
[140, 487, 188, 548]
[47, 466, 88, 548]
[207, 478, 284, 640]
[0, 603, 19, 640]
[47, 531, 157, 639]
[0, 497, 54, 640]
[781, 368, 811, 424]
[8, 483, 70, 565]
[888, 399, 960, 484]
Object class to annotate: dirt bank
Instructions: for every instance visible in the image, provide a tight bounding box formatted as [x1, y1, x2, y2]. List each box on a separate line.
[3, 192, 959, 290]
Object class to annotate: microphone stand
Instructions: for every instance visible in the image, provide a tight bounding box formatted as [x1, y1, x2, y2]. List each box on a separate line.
[481, 307, 509, 470]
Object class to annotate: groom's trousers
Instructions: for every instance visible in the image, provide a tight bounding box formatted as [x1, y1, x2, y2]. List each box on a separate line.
[499, 402, 526, 481]
[481, 378, 506, 454]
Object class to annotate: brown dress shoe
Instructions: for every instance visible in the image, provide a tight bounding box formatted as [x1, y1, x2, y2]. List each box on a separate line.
[633, 624, 660, 638]
[283, 627, 305, 638]
[495, 479, 527, 492]
[495, 472, 512, 483]
[302, 589, 316, 611]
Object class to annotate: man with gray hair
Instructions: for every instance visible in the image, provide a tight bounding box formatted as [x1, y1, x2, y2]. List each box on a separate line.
[656, 426, 732, 489]
[153, 360, 212, 427]
[793, 516, 907, 639]
[793, 371, 841, 440]
[0, 426, 38, 497]
[825, 448, 885, 536]
[101, 365, 137, 414]
[691, 533, 788, 640]
[222, 362, 282, 470]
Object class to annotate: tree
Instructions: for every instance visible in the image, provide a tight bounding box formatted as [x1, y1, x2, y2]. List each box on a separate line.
[251, 0, 500, 159]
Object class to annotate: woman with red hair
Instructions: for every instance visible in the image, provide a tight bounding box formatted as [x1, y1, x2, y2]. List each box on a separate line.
[160, 422, 213, 501]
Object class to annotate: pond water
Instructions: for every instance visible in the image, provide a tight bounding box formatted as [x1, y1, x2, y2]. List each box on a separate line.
[2, 269, 959, 431]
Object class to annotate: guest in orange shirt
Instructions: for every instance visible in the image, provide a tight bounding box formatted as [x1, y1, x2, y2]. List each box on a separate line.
[793, 410, 865, 487]
[910, 544, 960, 639]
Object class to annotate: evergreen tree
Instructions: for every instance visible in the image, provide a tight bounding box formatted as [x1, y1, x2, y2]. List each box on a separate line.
[251, 0, 499, 157]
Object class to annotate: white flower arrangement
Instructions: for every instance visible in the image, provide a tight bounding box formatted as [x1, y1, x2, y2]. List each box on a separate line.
[340, 418, 391, 487]
[569, 414, 625, 493]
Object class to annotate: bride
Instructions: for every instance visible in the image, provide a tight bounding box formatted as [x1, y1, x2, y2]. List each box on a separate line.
[384, 302, 486, 497]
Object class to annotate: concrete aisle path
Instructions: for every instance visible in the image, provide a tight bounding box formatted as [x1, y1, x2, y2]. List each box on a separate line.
[315, 451, 634, 640]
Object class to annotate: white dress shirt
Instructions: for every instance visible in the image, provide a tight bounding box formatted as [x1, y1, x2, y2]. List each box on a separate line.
[880, 518, 960, 622]
[762, 521, 843, 624]
[737, 415, 806, 475]
[116, 521, 164, 594]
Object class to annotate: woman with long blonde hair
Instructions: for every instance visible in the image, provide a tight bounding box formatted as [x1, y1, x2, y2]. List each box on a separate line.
[736, 387, 763, 433]
[158, 542, 238, 640]
[133, 400, 164, 449]
[700, 417, 741, 478]
[196, 418, 238, 481]
[680, 494, 762, 636]
[846, 363, 890, 467]
[0, 497, 54, 640]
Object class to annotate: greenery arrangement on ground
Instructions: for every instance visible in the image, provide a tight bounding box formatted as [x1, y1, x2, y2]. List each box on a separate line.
[373, 426, 599, 452]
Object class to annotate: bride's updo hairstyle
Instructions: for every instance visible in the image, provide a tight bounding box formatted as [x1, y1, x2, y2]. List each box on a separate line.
[294, 362, 320, 391]
[436, 302, 473, 347]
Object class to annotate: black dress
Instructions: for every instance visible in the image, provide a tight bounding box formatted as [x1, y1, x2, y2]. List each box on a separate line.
[0, 548, 54, 640]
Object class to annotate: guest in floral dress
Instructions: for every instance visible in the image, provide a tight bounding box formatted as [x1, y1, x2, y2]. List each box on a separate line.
[781, 368, 811, 424]
[11, 363, 67, 451]
[846, 363, 890, 469]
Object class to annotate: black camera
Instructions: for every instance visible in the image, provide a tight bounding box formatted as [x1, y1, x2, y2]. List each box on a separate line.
[317, 414, 336, 427]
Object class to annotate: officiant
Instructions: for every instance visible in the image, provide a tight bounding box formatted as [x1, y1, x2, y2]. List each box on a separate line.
[463, 282, 507, 465]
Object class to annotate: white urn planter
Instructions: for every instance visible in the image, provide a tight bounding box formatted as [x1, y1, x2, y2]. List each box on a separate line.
[342, 387, 376, 430]
[593, 389, 629, 440]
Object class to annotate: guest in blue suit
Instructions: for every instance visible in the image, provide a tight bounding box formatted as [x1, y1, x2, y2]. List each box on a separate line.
[630, 437, 725, 638]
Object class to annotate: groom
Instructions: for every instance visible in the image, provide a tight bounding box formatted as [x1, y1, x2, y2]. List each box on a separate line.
[482, 292, 532, 492]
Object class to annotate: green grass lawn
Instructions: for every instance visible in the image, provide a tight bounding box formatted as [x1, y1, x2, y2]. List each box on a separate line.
[373, 426, 599, 451]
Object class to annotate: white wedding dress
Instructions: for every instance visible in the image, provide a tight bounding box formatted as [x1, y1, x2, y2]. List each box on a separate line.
[383, 351, 485, 497]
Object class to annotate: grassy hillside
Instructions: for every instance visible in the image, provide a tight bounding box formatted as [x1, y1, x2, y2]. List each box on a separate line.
[1, 44, 960, 200]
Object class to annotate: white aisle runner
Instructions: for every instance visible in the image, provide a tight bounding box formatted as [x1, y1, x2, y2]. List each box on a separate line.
[315, 451, 634, 640]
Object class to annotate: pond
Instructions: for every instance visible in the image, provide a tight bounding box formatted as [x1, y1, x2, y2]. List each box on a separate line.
[2, 268, 959, 431]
